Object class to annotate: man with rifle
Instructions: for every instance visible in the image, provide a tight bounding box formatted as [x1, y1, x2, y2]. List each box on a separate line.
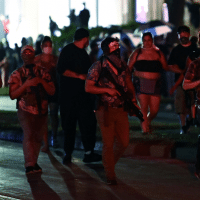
[8, 45, 55, 174]
[85, 37, 142, 185]
[183, 31, 200, 179]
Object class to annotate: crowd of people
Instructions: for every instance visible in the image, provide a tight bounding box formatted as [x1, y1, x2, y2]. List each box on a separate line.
[0, 24, 199, 184]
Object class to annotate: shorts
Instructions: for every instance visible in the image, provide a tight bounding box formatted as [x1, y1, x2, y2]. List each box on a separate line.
[174, 85, 195, 114]
[133, 76, 161, 95]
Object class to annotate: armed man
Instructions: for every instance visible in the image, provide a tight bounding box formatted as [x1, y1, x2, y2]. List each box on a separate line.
[183, 31, 200, 179]
[85, 37, 142, 185]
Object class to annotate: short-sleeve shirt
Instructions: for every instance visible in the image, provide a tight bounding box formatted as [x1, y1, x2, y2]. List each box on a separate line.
[185, 58, 200, 99]
[168, 43, 197, 82]
[34, 54, 58, 81]
[8, 65, 53, 115]
[86, 58, 131, 107]
[57, 43, 91, 99]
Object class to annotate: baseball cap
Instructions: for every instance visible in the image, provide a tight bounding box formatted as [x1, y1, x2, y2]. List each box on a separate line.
[74, 28, 89, 40]
[177, 25, 190, 34]
[21, 45, 34, 54]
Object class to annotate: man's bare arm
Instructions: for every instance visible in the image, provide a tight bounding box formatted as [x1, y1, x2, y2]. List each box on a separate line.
[182, 79, 200, 90]
[63, 69, 87, 80]
[85, 79, 121, 96]
[168, 64, 184, 73]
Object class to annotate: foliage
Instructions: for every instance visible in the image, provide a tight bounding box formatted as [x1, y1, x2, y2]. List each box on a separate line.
[89, 26, 109, 39]
[51, 22, 140, 54]
[120, 21, 140, 31]
[51, 25, 77, 54]
[0, 87, 9, 95]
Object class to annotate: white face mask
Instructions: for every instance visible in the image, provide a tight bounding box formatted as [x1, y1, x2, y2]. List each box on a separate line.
[43, 47, 52, 54]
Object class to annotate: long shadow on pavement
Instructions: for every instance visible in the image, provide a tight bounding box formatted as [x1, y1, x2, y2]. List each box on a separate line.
[50, 150, 153, 199]
[48, 151, 117, 200]
[85, 163, 151, 200]
[26, 173, 61, 200]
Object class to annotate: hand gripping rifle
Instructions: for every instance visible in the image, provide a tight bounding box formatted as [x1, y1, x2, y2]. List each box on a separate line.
[100, 58, 144, 122]
[28, 64, 42, 115]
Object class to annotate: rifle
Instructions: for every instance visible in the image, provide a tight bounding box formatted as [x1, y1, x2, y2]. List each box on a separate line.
[100, 57, 144, 122]
[28, 64, 42, 115]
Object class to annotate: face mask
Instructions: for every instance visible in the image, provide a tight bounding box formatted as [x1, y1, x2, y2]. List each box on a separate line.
[180, 37, 189, 45]
[110, 48, 121, 58]
[43, 47, 52, 54]
[21, 53, 35, 64]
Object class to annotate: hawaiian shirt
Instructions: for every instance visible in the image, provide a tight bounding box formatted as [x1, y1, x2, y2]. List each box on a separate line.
[8, 64, 53, 115]
[87, 58, 131, 107]
[185, 57, 200, 99]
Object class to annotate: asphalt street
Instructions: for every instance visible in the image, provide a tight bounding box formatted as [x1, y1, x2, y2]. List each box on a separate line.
[0, 140, 200, 200]
[1, 96, 200, 199]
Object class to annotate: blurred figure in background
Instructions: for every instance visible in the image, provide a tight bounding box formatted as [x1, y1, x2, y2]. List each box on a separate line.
[121, 38, 134, 64]
[49, 16, 59, 36]
[27, 37, 33, 46]
[168, 26, 198, 134]
[0, 41, 6, 87]
[18, 37, 28, 67]
[68, 9, 79, 27]
[128, 32, 169, 134]
[35, 36, 59, 152]
[79, 2, 90, 28]
[14, 43, 22, 69]
[89, 40, 99, 64]
[154, 35, 170, 98]
[35, 41, 42, 56]
[5, 41, 18, 81]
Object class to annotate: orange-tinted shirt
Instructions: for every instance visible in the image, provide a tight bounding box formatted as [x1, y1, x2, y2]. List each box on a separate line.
[8, 64, 53, 115]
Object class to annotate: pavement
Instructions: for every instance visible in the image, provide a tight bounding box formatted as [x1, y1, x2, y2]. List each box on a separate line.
[1, 139, 200, 200]
[1, 96, 200, 199]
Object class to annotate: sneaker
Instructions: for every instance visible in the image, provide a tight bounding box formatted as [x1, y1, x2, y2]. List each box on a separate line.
[25, 166, 34, 174]
[83, 152, 102, 163]
[63, 155, 72, 165]
[107, 179, 117, 185]
[33, 163, 42, 173]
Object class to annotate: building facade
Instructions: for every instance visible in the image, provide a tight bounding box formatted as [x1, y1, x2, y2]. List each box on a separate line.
[0, 0, 199, 47]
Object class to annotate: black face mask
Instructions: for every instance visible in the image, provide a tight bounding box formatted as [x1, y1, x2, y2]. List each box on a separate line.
[110, 48, 121, 58]
[180, 37, 190, 44]
[21, 52, 35, 65]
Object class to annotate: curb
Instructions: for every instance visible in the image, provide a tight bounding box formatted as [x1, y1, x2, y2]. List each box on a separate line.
[0, 130, 197, 162]
[123, 138, 175, 158]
